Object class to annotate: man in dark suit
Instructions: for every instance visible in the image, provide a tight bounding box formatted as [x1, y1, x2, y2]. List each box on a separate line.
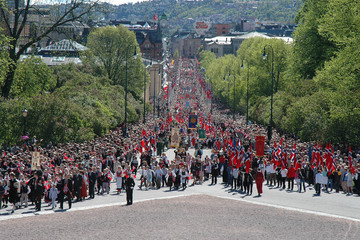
[88, 167, 97, 199]
[72, 168, 82, 202]
[57, 173, 72, 209]
[125, 174, 135, 205]
[33, 172, 43, 211]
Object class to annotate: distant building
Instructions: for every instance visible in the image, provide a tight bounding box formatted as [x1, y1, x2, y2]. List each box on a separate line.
[25, 39, 88, 66]
[110, 20, 164, 60]
[204, 32, 293, 58]
[255, 22, 296, 37]
[170, 30, 202, 58]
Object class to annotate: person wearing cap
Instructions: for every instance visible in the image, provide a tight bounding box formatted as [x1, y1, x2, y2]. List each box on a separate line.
[125, 174, 135, 205]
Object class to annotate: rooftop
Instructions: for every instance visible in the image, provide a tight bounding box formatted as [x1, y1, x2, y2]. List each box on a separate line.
[39, 39, 88, 53]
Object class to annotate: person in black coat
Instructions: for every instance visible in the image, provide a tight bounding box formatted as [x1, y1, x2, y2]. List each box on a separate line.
[211, 161, 219, 185]
[73, 169, 82, 202]
[88, 167, 97, 199]
[243, 170, 254, 195]
[33, 172, 43, 211]
[57, 173, 72, 209]
[125, 175, 135, 205]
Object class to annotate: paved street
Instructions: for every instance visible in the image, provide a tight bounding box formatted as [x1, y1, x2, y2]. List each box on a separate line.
[2, 194, 359, 240]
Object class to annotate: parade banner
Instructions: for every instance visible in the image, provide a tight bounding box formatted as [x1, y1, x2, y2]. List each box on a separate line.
[255, 136, 265, 157]
[171, 128, 181, 148]
[188, 114, 198, 129]
[198, 129, 206, 140]
[31, 151, 41, 170]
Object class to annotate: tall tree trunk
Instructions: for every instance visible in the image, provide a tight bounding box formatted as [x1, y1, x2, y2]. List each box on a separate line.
[1, 43, 18, 98]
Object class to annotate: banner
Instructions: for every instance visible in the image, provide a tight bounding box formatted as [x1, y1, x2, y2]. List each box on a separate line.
[198, 129, 206, 140]
[171, 128, 181, 148]
[188, 114, 198, 129]
[255, 136, 265, 157]
[31, 151, 41, 170]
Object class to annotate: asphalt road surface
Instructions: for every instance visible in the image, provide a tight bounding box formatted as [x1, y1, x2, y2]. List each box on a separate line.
[2, 194, 359, 240]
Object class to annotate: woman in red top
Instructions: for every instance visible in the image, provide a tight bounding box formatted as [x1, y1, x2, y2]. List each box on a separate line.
[287, 165, 296, 191]
[255, 168, 265, 197]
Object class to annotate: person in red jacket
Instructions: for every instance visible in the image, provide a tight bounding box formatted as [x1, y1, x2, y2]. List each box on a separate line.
[255, 168, 265, 197]
[287, 164, 296, 191]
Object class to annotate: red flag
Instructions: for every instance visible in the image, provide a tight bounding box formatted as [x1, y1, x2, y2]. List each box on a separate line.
[44, 181, 50, 190]
[349, 146, 354, 174]
[153, 14, 158, 21]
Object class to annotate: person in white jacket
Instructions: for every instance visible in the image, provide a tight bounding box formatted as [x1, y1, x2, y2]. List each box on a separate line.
[49, 183, 58, 209]
[180, 168, 188, 190]
[115, 166, 124, 194]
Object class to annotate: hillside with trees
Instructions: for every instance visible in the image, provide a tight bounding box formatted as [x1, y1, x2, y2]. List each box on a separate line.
[99, 0, 300, 32]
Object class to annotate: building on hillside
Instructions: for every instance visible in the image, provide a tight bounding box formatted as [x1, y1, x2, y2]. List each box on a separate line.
[255, 22, 296, 37]
[110, 20, 164, 60]
[204, 32, 293, 58]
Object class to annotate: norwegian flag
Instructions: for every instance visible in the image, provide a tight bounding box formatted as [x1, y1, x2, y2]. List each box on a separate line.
[44, 181, 50, 191]
[349, 146, 354, 174]
[330, 148, 337, 173]
[245, 152, 251, 173]
[290, 143, 296, 162]
[283, 144, 288, 167]
[274, 141, 279, 161]
[316, 144, 323, 168]
[311, 146, 316, 169]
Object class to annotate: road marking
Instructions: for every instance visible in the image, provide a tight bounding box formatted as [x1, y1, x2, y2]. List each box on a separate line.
[0, 193, 201, 222]
[213, 195, 360, 223]
[1, 192, 359, 223]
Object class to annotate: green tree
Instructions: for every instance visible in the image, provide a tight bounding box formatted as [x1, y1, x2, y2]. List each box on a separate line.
[0, 0, 97, 98]
[291, 0, 336, 80]
[85, 25, 148, 99]
[10, 56, 56, 97]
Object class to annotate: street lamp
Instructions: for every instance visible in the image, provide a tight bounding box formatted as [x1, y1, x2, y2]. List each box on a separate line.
[262, 44, 274, 143]
[232, 71, 237, 121]
[22, 109, 28, 136]
[124, 45, 138, 137]
[158, 67, 162, 117]
[143, 67, 147, 124]
[227, 73, 230, 108]
[241, 58, 250, 124]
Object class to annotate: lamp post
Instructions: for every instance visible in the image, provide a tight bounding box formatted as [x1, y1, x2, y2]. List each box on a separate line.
[262, 44, 274, 142]
[227, 73, 230, 108]
[241, 58, 250, 124]
[208, 76, 212, 114]
[124, 45, 137, 137]
[143, 68, 146, 124]
[158, 67, 162, 117]
[22, 109, 28, 136]
[233, 71, 237, 121]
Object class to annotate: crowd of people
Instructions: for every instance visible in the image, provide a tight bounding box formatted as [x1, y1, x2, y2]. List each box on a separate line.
[1, 58, 359, 215]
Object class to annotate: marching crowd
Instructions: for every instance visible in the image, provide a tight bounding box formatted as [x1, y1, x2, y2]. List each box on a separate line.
[1, 58, 360, 216]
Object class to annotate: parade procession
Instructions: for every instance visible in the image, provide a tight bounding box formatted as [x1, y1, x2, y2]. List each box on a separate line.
[1, 57, 360, 218]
